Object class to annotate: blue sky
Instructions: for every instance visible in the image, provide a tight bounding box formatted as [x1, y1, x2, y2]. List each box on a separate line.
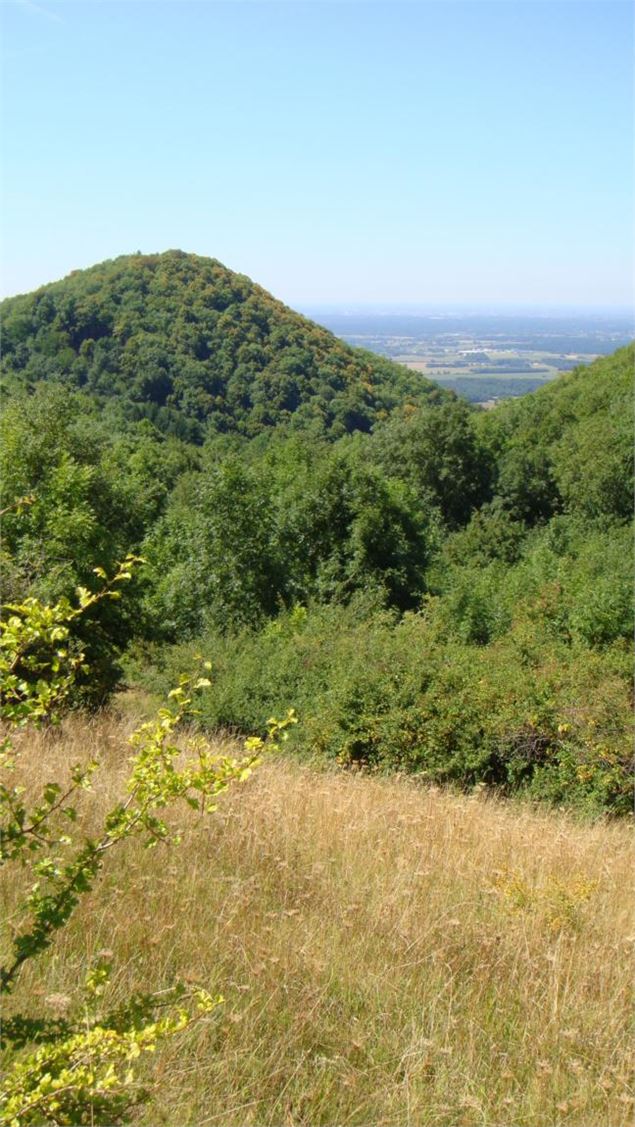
[1, 0, 632, 306]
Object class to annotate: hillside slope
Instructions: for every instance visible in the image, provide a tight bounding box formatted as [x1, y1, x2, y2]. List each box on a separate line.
[0, 251, 445, 439]
[477, 343, 634, 524]
[5, 717, 631, 1126]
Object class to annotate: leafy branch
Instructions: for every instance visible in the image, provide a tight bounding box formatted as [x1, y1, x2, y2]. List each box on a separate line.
[0, 560, 297, 1124]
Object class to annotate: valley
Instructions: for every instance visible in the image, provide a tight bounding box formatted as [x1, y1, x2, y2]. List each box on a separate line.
[306, 308, 634, 403]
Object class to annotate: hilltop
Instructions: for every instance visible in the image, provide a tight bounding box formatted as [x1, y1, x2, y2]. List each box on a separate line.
[0, 251, 446, 440]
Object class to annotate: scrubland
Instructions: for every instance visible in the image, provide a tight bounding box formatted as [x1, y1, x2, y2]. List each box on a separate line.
[3, 711, 633, 1126]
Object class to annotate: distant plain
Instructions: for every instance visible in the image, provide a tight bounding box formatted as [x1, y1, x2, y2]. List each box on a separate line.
[306, 310, 635, 404]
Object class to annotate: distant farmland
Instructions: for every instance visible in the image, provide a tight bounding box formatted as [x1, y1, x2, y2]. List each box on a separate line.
[306, 309, 634, 403]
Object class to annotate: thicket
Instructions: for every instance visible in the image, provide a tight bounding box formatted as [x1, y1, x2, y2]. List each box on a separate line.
[132, 346, 635, 815]
[1, 250, 632, 816]
[137, 541, 632, 816]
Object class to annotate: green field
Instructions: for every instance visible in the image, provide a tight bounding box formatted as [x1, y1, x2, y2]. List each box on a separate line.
[392, 351, 579, 403]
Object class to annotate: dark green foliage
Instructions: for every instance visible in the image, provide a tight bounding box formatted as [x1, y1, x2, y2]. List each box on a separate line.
[1, 253, 632, 812]
[369, 398, 493, 528]
[443, 502, 527, 567]
[267, 437, 435, 611]
[0, 251, 445, 441]
[143, 458, 284, 637]
[0, 384, 195, 699]
[142, 436, 435, 639]
[479, 345, 634, 525]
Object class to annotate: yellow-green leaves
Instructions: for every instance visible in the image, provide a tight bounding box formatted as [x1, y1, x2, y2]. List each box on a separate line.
[0, 563, 290, 1124]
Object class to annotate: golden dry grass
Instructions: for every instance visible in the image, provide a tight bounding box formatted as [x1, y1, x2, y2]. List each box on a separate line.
[2, 712, 633, 1126]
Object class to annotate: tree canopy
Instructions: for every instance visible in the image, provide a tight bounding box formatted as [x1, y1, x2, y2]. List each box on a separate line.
[0, 251, 446, 441]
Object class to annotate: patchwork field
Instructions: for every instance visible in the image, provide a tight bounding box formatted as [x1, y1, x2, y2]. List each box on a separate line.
[306, 309, 634, 403]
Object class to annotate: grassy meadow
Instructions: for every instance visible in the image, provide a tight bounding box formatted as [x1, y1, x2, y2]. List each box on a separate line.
[3, 710, 633, 1127]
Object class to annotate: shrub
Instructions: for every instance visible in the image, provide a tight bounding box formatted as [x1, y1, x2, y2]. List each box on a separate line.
[137, 598, 633, 816]
[0, 564, 295, 1124]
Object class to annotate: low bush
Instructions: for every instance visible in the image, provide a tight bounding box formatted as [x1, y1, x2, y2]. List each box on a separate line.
[135, 586, 632, 816]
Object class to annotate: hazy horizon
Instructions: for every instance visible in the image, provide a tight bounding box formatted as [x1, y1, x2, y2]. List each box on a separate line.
[2, 253, 634, 321]
[300, 301, 635, 317]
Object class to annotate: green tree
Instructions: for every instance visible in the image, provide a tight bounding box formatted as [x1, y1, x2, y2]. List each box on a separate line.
[144, 458, 284, 637]
[371, 399, 492, 528]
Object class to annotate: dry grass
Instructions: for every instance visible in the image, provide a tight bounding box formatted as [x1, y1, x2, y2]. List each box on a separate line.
[2, 712, 633, 1126]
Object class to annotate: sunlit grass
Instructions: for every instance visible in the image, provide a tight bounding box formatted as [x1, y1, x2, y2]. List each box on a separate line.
[3, 712, 633, 1126]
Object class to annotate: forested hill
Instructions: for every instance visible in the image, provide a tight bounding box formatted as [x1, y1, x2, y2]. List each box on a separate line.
[0, 251, 446, 440]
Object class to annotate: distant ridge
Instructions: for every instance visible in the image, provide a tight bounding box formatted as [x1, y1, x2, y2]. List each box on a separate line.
[0, 251, 447, 441]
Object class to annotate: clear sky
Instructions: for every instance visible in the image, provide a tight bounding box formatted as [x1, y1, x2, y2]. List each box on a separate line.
[1, 0, 633, 306]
